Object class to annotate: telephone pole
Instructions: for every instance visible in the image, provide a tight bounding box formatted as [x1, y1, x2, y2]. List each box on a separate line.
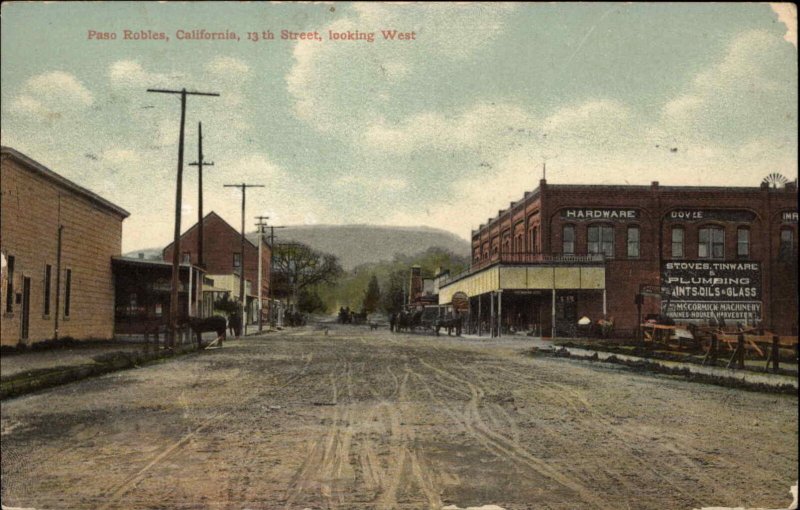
[147, 88, 219, 347]
[267, 224, 286, 328]
[188, 122, 213, 268]
[223, 183, 264, 336]
[255, 215, 269, 333]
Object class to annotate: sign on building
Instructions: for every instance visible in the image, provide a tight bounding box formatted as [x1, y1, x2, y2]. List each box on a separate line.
[661, 261, 761, 322]
[560, 208, 639, 221]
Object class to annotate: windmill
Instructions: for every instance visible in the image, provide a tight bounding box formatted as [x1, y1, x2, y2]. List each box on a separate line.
[761, 172, 789, 189]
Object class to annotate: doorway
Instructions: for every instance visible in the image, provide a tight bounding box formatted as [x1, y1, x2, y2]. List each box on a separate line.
[21, 276, 31, 341]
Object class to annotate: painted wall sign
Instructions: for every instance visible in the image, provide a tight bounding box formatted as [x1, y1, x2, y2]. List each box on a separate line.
[781, 211, 798, 223]
[561, 208, 639, 221]
[661, 261, 761, 321]
[666, 209, 757, 223]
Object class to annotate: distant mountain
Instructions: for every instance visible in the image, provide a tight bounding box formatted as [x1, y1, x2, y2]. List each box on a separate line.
[252, 224, 470, 271]
[125, 224, 471, 271]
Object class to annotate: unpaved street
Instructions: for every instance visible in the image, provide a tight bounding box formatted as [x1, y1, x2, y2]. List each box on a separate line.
[1, 325, 797, 510]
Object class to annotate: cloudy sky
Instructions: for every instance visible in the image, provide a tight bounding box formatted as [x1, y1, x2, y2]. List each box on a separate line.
[1, 2, 797, 252]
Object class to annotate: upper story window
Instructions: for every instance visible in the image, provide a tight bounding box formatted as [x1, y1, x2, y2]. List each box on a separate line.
[699, 226, 724, 259]
[64, 268, 72, 318]
[780, 228, 795, 259]
[588, 224, 614, 258]
[233, 252, 242, 269]
[562, 225, 575, 255]
[530, 226, 539, 253]
[182, 252, 192, 264]
[736, 227, 750, 259]
[627, 226, 640, 258]
[671, 227, 684, 258]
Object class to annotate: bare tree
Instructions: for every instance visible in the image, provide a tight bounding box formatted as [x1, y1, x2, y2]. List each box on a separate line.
[271, 243, 343, 306]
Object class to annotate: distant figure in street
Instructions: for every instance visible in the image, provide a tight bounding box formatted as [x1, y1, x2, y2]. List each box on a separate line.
[389, 313, 397, 332]
[229, 311, 242, 338]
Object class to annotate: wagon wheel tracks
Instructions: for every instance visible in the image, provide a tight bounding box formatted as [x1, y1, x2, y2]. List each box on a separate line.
[98, 351, 315, 510]
[483, 362, 726, 507]
[415, 357, 609, 509]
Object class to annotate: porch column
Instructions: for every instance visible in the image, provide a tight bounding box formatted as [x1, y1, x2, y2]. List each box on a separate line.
[602, 289, 607, 319]
[477, 294, 482, 336]
[498, 290, 502, 337]
[551, 289, 557, 339]
[490, 291, 495, 338]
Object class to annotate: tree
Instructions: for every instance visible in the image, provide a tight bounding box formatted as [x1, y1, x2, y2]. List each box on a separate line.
[381, 269, 406, 314]
[362, 274, 381, 313]
[297, 288, 326, 313]
[271, 243, 343, 306]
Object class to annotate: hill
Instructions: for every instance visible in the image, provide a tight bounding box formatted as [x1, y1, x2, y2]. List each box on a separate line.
[263, 224, 470, 271]
[125, 224, 471, 270]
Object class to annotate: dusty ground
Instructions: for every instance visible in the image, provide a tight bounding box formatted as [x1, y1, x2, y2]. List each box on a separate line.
[1, 324, 797, 510]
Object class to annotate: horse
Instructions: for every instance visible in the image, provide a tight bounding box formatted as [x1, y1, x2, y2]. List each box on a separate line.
[187, 316, 227, 348]
[435, 316, 462, 337]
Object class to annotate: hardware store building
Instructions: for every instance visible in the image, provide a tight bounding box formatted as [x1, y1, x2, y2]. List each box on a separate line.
[438, 179, 798, 337]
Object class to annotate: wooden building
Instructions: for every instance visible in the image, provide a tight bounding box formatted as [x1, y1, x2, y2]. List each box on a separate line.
[1, 146, 129, 346]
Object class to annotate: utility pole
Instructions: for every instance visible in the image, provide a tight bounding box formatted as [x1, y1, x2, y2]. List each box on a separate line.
[255, 215, 269, 333]
[148, 88, 219, 347]
[268, 225, 286, 328]
[188, 122, 213, 269]
[223, 183, 264, 337]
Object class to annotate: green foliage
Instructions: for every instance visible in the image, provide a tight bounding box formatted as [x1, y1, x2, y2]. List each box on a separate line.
[297, 288, 326, 313]
[362, 274, 381, 313]
[318, 246, 469, 313]
[213, 294, 239, 316]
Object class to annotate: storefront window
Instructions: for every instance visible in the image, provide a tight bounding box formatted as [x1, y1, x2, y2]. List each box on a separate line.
[737, 227, 750, 258]
[671, 227, 684, 258]
[627, 226, 640, 258]
[588, 225, 614, 258]
[699, 226, 724, 259]
[562, 225, 575, 255]
[780, 228, 795, 259]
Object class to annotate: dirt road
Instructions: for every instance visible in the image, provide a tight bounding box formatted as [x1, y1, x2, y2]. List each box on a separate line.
[1, 325, 797, 509]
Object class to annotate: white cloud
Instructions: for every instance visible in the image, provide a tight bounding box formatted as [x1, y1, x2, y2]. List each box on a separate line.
[286, 3, 516, 132]
[10, 71, 93, 119]
[108, 60, 169, 88]
[103, 148, 141, 165]
[771, 3, 797, 48]
[205, 56, 250, 76]
[661, 30, 796, 140]
[335, 174, 408, 191]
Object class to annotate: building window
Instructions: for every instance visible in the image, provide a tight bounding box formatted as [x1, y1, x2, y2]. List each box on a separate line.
[5, 255, 14, 313]
[671, 227, 684, 258]
[588, 225, 614, 258]
[780, 228, 795, 259]
[43, 264, 52, 315]
[737, 227, 750, 259]
[562, 225, 575, 255]
[64, 269, 72, 318]
[530, 226, 539, 253]
[182, 252, 192, 264]
[699, 226, 724, 259]
[233, 252, 242, 269]
[627, 226, 640, 258]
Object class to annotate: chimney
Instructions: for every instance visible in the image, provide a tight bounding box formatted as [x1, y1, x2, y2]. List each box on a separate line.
[651, 181, 659, 190]
[138, 252, 145, 260]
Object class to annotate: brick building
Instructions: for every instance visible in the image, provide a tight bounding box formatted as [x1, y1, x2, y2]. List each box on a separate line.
[438, 179, 798, 337]
[162, 211, 271, 324]
[1, 146, 129, 346]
